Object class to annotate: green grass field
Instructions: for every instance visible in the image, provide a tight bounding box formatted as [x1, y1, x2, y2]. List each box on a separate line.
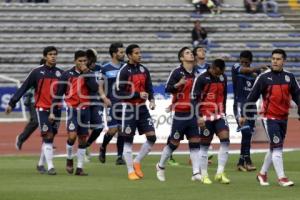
[0, 151, 299, 200]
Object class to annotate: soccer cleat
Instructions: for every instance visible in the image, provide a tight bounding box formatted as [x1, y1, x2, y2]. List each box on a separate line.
[201, 175, 213, 184]
[168, 158, 179, 166]
[245, 163, 257, 171]
[47, 168, 57, 175]
[278, 177, 294, 187]
[75, 168, 88, 176]
[15, 135, 22, 150]
[133, 162, 144, 178]
[115, 156, 126, 165]
[98, 147, 106, 163]
[215, 173, 230, 184]
[191, 173, 202, 181]
[36, 165, 47, 174]
[66, 159, 74, 174]
[237, 164, 247, 172]
[128, 172, 140, 180]
[256, 173, 270, 186]
[156, 163, 166, 182]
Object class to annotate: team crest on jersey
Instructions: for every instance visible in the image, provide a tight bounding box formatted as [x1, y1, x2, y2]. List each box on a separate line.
[246, 81, 252, 87]
[42, 124, 48, 132]
[273, 136, 280, 144]
[125, 126, 132, 134]
[69, 122, 75, 131]
[203, 129, 210, 137]
[55, 70, 61, 77]
[285, 75, 290, 83]
[173, 131, 180, 140]
[140, 67, 145, 73]
[219, 75, 224, 82]
[107, 116, 112, 122]
[98, 110, 103, 116]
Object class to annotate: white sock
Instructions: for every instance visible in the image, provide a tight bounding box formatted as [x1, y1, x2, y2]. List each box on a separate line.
[66, 143, 73, 160]
[43, 143, 54, 170]
[123, 142, 134, 174]
[217, 141, 229, 174]
[200, 145, 209, 176]
[77, 148, 86, 169]
[272, 148, 285, 179]
[260, 150, 272, 175]
[190, 148, 201, 175]
[134, 141, 153, 163]
[159, 145, 173, 168]
[38, 143, 46, 166]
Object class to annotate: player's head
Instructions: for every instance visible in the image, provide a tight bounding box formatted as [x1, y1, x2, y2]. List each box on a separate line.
[86, 48, 98, 70]
[109, 42, 125, 62]
[271, 49, 286, 71]
[239, 50, 253, 68]
[126, 44, 141, 64]
[178, 47, 194, 64]
[210, 58, 225, 77]
[74, 50, 88, 72]
[193, 46, 206, 60]
[43, 46, 58, 67]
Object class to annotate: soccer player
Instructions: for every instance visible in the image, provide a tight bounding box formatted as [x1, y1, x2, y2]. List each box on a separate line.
[156, 47, 201, 182]
[6, 46, 63, 175]
[232, 50, 268, 171]
[240, 49, 300, 187]
[97, 43, 126, 165]
[50, 50, 95, 176]
[194, 46, 210, 74]
[192, 59, 230, 184]
[115, 44, 156, 180]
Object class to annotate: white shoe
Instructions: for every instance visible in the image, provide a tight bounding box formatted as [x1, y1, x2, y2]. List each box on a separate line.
[191, 173, 202, 181]
[257, 173, 270, 186]
[278, 177, 294, 187]
[156, 163, 166, 182]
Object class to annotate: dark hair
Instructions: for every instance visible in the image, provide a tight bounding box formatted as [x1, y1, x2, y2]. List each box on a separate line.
[43, 46, 57, 57]
[193, 46, 205, 56]
[240, 50, 253, 62]
[109, 42, 124, 57]
[39, 58, 46, 65]
[212, 59, 225, 71]
[86, 48, 97, 63]
[126, 44, 140, 56]
[74, 50, 87, 60]
[272, 49, 287, 60]
[178, 47, 190, 63]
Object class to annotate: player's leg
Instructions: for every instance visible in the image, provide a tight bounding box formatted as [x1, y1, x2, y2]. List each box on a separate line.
[166, 136, 179, 166]
[86, 105, 104, 147]
[115, 133, 125, 165]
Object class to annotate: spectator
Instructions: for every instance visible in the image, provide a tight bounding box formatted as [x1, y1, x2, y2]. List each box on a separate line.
[262, 0, 278, 13]
[191, 20, 208, 47]
[244, 0, 263, 13]
[193, 0, 222, 14]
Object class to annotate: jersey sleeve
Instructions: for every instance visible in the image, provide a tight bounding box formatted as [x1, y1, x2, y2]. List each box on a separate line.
[165, 69, 180, 94]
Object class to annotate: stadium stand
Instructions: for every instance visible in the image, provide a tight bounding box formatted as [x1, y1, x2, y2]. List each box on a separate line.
[0, 0, 300, 85]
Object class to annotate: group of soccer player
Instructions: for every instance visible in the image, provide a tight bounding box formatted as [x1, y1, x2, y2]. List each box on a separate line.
[5, 43, 300, 187]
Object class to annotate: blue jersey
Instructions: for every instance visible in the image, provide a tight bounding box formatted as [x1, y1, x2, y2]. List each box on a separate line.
[100, 62, 123, 102]
[231, 63, 256, 103]
[195, 62, 210, 74]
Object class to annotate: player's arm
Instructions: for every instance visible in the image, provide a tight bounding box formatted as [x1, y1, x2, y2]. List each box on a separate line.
[290, 74, 300, 118]
[223, 75, 228, 114]
[165, 69, 184, 94]
[6, 70, 36, 114]
[145, 68, 155, 109]
[84, 71, 99, 93]
[52, 72, 68, 108]
[191, 75, 205, 128]
[97, 71, 111, 107]
[115, 66, 140, 100]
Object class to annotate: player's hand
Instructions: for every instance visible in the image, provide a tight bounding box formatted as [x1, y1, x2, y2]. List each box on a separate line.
[103, 97, 112, 107]
[5, 106, 12, 115]
[239, 117, 246, 127]
[48, 113, 55, 123]
[140, 92, 149, 100]
[165, 104, 172, 113]
[259, 65, 269, 72]
[175, 76, 186, 88]
[197, 117, 206, 129]
[149, 100, 156, 110]
[80, 64, 89, 73]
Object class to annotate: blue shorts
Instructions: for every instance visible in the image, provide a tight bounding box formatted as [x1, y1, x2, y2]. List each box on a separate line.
[106, 102, 122, 128]
[36, 108, 61, 135]
[120, 104, 155, 136]
[262, 119, 287, 149]
[200, 118, 229, 142]
[170, 112, 199, 140]
[233, 102, 256, 132]
[89, 104, 104, 130]
[66, 107, 90, 135]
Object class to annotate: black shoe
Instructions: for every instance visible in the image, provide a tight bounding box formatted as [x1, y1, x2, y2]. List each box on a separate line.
[15, 135, 23, 150]
[99, 147, 106, 163]
[36, 165, 47, 174]
[116, 156, 126, 165]
[47, 168, 57, 175]
[75, 168, 88, 176]
[66, 159, 74, 174]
